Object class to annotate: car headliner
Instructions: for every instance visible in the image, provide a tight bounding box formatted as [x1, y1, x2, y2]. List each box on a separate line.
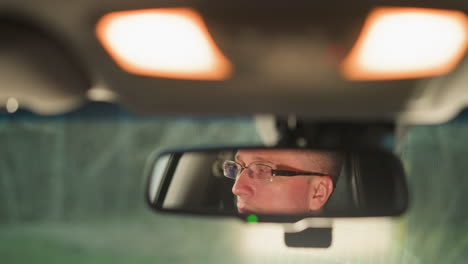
[1, 0, 468, 123]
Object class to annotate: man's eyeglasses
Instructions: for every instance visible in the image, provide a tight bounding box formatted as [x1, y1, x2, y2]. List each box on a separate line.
[223, 160, 327, 181]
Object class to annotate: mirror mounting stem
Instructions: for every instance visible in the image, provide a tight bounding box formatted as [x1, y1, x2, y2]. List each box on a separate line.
[275, 116, 394, 149]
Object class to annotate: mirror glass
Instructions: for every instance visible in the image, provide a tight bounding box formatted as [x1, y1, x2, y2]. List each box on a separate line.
[146, 148, 408, 221]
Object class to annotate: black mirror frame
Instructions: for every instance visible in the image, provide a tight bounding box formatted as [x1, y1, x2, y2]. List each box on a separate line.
[144, 145, 409, 223]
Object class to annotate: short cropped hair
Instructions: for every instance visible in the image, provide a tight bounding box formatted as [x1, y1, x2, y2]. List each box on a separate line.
[303, 150, 344, 184]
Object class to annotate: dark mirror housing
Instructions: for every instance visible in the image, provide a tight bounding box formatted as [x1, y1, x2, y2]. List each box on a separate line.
[145, 147, 408, 223]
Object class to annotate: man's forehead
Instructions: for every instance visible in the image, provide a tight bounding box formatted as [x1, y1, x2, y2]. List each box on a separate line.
[236, 149, 309, 163]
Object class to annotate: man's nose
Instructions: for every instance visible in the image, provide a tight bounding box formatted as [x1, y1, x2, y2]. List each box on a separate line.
[232, 169, 255, 198]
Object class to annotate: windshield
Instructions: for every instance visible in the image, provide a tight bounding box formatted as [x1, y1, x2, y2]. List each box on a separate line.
[0, 103, 466, 263]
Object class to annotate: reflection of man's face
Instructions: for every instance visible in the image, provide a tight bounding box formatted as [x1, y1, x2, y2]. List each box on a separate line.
[231, 150, 337, 214]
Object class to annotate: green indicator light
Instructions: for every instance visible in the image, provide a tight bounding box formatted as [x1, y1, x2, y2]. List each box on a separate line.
[246, 214, 258, 223]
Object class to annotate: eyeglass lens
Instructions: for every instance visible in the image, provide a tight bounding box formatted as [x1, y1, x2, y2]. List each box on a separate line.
[223, 161, 272, 180]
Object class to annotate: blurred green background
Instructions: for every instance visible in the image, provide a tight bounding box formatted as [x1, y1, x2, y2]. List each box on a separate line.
[1, 104, 467, 263]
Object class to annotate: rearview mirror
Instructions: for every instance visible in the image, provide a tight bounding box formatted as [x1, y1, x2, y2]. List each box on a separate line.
[146, 147, 408, 223]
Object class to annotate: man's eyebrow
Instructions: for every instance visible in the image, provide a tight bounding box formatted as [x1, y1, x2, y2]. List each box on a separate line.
[252, 157, 274, 164]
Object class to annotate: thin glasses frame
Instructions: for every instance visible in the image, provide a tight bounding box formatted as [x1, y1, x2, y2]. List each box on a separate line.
[223, 160, 328, 180]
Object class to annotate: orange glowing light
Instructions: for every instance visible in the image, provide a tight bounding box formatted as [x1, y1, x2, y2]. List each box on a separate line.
[341, 7, 468, 81]
[96, 8, 232, 80]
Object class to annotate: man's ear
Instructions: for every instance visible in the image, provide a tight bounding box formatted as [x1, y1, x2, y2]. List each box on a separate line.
[308, 176, 334, 211]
